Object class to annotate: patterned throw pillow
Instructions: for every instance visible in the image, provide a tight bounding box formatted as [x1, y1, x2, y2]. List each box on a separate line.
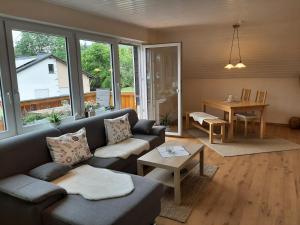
[104, 114, 133, 145]
[46, 128, 92, 166]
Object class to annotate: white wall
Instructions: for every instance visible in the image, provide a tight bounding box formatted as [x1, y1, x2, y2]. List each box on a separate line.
[17, 58, 59, 101]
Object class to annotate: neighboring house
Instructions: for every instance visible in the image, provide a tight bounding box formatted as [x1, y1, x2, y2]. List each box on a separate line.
[16, 53, 91, 101]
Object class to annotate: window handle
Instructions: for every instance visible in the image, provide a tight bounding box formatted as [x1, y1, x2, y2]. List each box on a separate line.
[6, 92, 12, 105]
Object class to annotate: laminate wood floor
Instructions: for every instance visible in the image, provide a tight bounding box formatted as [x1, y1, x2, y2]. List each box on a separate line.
[156, 125, 300, 225]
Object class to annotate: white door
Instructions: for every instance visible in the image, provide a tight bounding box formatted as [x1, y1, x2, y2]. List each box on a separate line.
[141, 43, 182, 136]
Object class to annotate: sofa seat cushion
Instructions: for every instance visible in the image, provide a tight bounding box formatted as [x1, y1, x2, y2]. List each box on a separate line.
[43, 175, 164, 225]
[132, 134, 164, 149]
[85, 156, 124, 170]
[94, 138, 150, 159]
[83, 155, 141, 174]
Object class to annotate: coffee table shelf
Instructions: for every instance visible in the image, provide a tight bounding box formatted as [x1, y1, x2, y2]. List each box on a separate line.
[145, 159, 199, 188]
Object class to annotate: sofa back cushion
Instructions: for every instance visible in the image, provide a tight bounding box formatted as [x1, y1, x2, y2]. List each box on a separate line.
[0, 128, 61, 179]
[57, 109, 138, 152]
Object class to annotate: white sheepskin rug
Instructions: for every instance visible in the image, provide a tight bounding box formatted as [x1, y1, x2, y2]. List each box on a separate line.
[52, 165, 134, 200]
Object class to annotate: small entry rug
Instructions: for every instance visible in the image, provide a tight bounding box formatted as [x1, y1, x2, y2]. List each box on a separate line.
[186, 129, 300, 157]
[160, 164, 218, 223]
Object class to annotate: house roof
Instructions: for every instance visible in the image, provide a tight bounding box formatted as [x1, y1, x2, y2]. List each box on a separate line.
[15, 53, 92, 78]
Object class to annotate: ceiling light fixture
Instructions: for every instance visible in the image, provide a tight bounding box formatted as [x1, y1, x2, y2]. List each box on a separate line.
[225, 24, 246, 69]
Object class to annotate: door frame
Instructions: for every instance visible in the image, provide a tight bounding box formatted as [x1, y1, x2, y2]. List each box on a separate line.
[141, 42, 182, 136]
[0, 20, 17, 139]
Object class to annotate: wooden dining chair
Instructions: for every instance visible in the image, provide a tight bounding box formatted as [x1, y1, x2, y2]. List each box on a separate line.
[224, 88, 252, 121]
[241, 88, 251, 101]
[255, 90, 267, 104]
[236, 90, 267, 136]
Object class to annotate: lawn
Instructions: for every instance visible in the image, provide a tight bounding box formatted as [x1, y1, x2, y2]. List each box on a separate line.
[121, 87, 134, 92]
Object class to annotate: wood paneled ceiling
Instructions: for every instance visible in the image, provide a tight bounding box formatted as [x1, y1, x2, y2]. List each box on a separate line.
[44, 0, 300, 28]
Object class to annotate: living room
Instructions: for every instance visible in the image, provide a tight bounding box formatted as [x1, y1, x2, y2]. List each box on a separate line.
[0, 1, 300, 225]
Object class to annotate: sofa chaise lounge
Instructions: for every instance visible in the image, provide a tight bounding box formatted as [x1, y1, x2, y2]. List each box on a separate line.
[0, 109, 165, 225]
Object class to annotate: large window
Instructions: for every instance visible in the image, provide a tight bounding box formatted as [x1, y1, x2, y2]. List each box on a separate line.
[79, 39, 114, 112]
[0, 17, 142, 140]
[11, 30, 73, 126]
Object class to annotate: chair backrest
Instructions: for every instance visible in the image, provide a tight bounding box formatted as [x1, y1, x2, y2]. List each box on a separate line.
[255, 90, 267, 104]
[241, 88, 251, 101]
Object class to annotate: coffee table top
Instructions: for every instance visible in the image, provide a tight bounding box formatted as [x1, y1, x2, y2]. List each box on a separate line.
[138, 141, 204, 170]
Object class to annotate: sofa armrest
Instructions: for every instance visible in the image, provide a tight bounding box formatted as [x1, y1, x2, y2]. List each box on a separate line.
[0, 174, 66, 203]
[150, 126, 166, 140]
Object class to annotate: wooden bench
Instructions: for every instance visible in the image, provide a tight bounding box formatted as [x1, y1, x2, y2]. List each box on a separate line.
[186, 112, 227, 144]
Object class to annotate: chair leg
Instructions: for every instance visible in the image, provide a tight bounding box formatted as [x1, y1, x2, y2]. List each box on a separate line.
[221, 124, 225, 143]
[209, 124, 214, 144]
[251, 120, 255, 134]
[244, 120, 248, 137]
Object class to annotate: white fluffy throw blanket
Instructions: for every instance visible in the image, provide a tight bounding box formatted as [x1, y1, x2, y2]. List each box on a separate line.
[94, 138, 150, 159]
[52, 165, 134, 200]
[189, 112, 218, 125]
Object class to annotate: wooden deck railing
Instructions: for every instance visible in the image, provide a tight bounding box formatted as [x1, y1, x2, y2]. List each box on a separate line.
[0, 91, 136, 131]
[0, 119, 4, 131]
[20, 91, 136, 112]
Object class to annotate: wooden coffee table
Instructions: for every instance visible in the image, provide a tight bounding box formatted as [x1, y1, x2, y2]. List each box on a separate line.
[137, 141, 205, 205]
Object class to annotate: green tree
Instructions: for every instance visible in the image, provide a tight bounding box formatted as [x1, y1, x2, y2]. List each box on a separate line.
[80, 43, 112, 90]
[14, 32, 67, 60]
[119, 45, 134, 89]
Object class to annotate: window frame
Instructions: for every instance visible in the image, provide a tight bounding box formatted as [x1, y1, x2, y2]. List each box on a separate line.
[48, 64, 55, 74]
[5, 20, 82, 133]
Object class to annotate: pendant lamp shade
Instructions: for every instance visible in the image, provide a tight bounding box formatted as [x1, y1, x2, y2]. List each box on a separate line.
[224, 63, 234, 69]
[235, 62, 246, 68]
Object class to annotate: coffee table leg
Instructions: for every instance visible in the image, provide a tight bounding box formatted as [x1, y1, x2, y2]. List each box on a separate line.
[174, 169, 181, 205]
[200, 149, 204, 176]
[137, 162, 144, 176]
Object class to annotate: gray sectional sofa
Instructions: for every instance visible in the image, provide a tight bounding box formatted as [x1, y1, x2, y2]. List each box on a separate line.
[0, 109, 165, 225]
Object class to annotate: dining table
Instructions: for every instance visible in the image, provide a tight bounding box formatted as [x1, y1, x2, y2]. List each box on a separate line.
[202, 100, 269, 140]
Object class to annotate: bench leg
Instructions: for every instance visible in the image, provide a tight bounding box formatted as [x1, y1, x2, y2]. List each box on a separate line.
[209, 124, 214, 144]
[236, 117, 239, 133]
[185, 112, 190, 129]
[221, 124, 225, 143]
[244, 120, 248, 137]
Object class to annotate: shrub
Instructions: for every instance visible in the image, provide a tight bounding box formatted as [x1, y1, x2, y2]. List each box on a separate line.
[23, 113, 48, 125]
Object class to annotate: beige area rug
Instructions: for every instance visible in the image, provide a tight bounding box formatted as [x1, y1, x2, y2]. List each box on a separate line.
[160, 164, 218, 223]
[186, 128, 300, 157]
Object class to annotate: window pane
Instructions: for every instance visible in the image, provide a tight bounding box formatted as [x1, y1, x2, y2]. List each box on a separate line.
[79, 40, 114, 114]
[118, 44, 138, 112]
[12, 30, 72, 126]
[0, 83, 6, 132]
